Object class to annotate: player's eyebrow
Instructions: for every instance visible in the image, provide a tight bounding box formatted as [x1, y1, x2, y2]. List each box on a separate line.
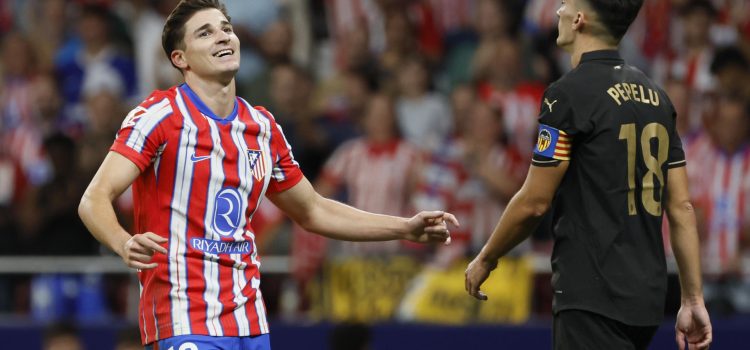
[193, 20, 231, 35]
[193, 23, 212, 35]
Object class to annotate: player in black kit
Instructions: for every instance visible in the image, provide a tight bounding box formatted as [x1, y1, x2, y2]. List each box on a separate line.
[464, 0, 712, 349]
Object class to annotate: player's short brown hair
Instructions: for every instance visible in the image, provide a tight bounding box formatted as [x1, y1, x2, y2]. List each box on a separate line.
[161, 0, 231, 70]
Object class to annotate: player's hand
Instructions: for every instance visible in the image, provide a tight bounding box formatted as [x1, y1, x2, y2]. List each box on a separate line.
[675, 299, 712, 350]
[465, 255, 497, 301]
[404, 211, 459, 244]
[121, 232, 168, 270]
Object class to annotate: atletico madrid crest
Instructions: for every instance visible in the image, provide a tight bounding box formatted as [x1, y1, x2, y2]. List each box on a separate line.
[247, 149, 266, 181]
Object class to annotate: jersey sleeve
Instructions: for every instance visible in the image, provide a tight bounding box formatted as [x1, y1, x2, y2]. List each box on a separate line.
[110, 93, 173, 171]
[532, 85, 578, 167]
[257, 108, 304, 193]
[667, 106, 686, 168]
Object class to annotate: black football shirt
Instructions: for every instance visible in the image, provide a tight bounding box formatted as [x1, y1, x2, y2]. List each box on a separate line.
[531, 50, 685, 326]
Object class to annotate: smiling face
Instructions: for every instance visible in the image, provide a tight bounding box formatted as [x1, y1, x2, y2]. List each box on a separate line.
[173, 8, 240, 81]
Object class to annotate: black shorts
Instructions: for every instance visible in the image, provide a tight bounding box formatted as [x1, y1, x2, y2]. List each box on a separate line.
[553, 309, 658, 350]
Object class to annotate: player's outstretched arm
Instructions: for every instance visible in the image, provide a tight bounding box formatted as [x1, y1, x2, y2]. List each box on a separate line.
[79, 151, 167, 269]
[267, 176, 458, 243]
[665, 166, 712, 350]
[466, 162, 568, 300]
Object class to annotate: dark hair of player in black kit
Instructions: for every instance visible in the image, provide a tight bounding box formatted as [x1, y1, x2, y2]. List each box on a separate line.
[161, 0, 231, 70]
[582, 0, 644, 44]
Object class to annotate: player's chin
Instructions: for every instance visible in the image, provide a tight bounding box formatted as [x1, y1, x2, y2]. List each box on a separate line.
[212, 58, 239, 71]
[556, 36, 572, 50]
[213, 65, 240, 80]
[219, 62, 240, 74]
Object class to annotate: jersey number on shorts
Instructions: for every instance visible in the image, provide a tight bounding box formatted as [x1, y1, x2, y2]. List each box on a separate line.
[618, 122, 669, 216]
[168, 343, 198, 350]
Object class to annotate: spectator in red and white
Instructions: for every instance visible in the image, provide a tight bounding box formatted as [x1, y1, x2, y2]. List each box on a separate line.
[315, 93, 423, 256]
[686, 91, 750, 312]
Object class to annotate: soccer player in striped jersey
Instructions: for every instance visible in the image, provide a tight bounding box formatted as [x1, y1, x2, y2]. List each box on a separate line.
[464, 0, 711, 349]
[77, 1, 458, 349]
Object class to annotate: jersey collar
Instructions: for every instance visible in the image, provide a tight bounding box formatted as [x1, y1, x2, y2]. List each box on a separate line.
[179, 83, 239, 124]
[579, 50, 624, 64]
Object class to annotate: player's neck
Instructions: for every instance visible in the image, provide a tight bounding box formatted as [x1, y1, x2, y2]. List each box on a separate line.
[183, 75, 237, 119]
[569, 35, 618, 68]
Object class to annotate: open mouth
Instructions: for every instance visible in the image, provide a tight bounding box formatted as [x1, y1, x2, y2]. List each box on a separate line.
[213, 49, 234, 57]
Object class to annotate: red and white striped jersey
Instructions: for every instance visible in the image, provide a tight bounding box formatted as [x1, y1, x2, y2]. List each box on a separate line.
[322, 139, 420, 217]
[110, 83, 303, 344]
[318, 139, 421, 255]
[685, 133, 750, 276]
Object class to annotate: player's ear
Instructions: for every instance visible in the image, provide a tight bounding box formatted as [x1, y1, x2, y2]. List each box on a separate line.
[171, 50, 188, 70]
[572, 12, 584, 31]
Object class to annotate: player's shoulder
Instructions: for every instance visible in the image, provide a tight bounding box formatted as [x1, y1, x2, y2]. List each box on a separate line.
[249, 104, 278, 122]
[555, 62, 608, 96]
[138, 87, 180, 111]
[624, 64, 663, 89]
[545, 71, 581, 97]
[119, 88, 179, 129]
[540, 78, 575, 110]
[623, 65, 675, 111]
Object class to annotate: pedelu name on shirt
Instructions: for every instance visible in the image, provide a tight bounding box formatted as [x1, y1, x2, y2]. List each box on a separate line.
[606, 83, 660, 107]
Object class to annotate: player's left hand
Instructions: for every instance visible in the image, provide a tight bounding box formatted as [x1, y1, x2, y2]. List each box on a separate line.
[465, 255, 498, 301]
[675, 299, 712, 350]
[404, 211, 459, 244]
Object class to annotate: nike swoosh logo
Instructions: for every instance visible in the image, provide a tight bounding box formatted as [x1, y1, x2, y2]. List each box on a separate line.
[190, 153, 211, 162]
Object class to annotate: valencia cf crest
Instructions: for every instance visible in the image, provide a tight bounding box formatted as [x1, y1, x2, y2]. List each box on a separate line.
[536, 129, 552, 152]
[247, 149, 266, 181]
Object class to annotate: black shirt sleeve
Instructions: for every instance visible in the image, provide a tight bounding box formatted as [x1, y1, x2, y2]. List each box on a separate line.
[532, 85, 577, 167]
[667, 106, 686, 168]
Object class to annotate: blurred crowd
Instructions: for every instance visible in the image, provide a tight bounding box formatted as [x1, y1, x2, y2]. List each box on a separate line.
[0, 0, 749, 322]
